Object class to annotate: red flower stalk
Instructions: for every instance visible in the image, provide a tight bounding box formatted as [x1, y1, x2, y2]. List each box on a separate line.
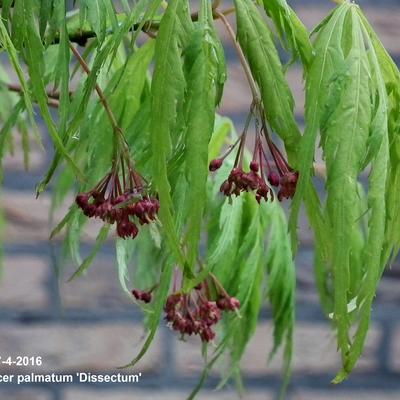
[75, 156, 159, 239]
[209, 104, 298, 203]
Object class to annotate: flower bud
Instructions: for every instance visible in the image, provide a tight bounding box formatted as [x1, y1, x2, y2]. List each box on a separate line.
[117, 218, 138, 239]
[200, 327, 216, 342]
[250, 161, 259, 173]
[268, 172, 280, 187]
[209, 159, 223, 172]
[220, 180, 232, 195]
[75, 193, 89, 209]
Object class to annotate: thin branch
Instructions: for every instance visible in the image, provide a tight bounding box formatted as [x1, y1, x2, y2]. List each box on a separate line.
[4, 82, 59, 108]
[212, 0, 222, 10]
[6, 82, 63, 99]
[214, 10, 261, 104]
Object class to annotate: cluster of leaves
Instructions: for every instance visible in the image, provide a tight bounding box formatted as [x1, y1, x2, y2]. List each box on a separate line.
[0, 0, 399, 398]
[290, 2, 400, 381]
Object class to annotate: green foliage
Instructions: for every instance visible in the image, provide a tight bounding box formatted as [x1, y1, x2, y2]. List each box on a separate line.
[0, 0, 399, 398]
[149, 0, 190, 270]
[234, 0, 301, 159]
[261, 0, 313, 67]
[289, 2, 398, 382]
[183, 0, 221, 272]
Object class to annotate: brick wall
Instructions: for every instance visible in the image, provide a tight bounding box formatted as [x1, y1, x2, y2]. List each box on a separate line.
[1, 1, 400, 399]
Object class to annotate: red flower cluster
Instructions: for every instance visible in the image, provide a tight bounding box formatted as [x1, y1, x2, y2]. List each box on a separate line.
[220, 163, 271, 203]
[164, 288, 240, 343]
[209, 105, 298, 203]
[75, 167, 159, 239]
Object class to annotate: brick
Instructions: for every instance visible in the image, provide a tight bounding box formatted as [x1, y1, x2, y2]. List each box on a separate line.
[2, 190, 53, 243]
[64, 389, 273, 400]
[0, 389, 52, 400]
[290, 390, 400, 400]
[389, 324, 400, 372]
[2, 136, 45, 173]
[176, 321, 381, 377]
[363, 7, 400, 55]
[376, 276, 400, 303]
[0, 323, 161, 374]
[0, 256, 49, 310]
[60, 259, 133, 310]
[241, 322, 381, 375]
[174, 332, 221, 377]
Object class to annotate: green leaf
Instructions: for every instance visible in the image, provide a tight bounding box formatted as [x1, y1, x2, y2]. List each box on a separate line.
[0, 19, 39, 145]
[1, 0, 14, 26]
[80, 0, 108, 43]
[68, 224, 110, 281]
[183, 0, 219, 271]
[263, 197, 295, 394]
[149, 0, 189, 271]
[50, 206, 76, 240]
[286, 2, 393, 381]
[208, 116, 233, 162]
[0, 100, 25, 182]
[116, 238, 136, 296]
[333, 6, 390, 381]
[289, 4, 349, 249]
[262, 0, 313, 68]
[207, 197, 243, 268]
[39, 0, 54, 39]
[109, 41, 155, 130]
[357, 11, 400, 266]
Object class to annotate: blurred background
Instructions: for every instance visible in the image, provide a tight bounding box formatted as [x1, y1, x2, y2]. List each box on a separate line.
[1, 1, 400, 399]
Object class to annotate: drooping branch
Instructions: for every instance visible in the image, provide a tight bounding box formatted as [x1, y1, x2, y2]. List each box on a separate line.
[0, 6, 235, 47]
[58, 8, 235, 46]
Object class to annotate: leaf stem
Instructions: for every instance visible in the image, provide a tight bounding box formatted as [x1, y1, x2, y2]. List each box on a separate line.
[214, 10, 261, 104]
